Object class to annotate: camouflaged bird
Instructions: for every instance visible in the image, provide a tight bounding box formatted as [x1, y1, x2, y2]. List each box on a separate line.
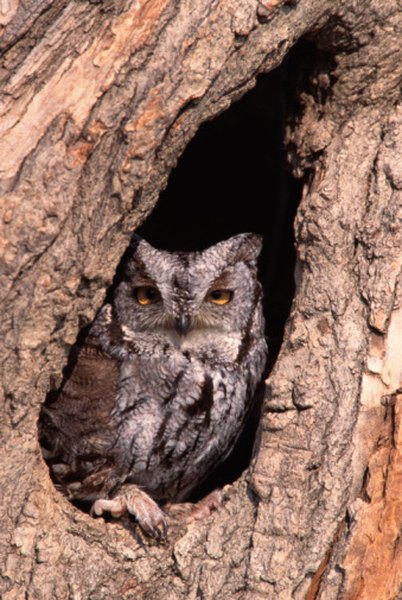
[40, 233, 267, 536]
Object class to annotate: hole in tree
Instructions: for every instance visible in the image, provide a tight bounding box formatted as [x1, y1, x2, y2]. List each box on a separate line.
[39, 43, 311, 520]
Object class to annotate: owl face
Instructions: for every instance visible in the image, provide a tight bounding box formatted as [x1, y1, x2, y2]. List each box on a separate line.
[113, 233, 263, 344]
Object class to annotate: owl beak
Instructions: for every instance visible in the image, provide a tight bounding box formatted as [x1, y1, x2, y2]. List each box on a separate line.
[176, 314, 191, 336]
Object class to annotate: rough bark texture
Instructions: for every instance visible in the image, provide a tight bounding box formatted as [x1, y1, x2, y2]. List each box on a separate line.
[1, 0, 402, 598]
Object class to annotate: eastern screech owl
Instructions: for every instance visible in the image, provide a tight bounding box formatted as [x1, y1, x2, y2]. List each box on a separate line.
[40, 233, 267, 536]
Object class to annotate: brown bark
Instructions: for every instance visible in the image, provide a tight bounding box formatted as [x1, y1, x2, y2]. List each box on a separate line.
[1, 1, 402, 598]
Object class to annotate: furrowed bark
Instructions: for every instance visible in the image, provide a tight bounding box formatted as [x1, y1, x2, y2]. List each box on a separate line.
[1, 1, 402, 598]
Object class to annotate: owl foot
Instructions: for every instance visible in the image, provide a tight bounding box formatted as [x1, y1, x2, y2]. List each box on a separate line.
[187, 488, 223, 522]
[91, 485, 167, 538]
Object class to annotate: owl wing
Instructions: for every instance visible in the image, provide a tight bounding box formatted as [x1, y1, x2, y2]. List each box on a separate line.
[40, 334, 122, 500]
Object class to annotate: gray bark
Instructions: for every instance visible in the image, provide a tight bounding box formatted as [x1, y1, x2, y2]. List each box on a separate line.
[1, 1, 402, 598]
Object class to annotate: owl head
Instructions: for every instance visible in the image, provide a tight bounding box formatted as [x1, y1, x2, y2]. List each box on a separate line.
[113, 233, 263, 342]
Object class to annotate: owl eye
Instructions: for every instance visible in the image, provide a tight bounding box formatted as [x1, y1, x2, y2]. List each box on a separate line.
[134, 286, 161, 305]
[205, 289, 233, 305]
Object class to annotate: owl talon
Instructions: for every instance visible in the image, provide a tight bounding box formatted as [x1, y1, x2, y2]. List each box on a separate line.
[91, 485, 167, 538]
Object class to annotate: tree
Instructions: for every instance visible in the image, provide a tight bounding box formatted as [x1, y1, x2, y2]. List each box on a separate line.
[1, 0, 402, 597]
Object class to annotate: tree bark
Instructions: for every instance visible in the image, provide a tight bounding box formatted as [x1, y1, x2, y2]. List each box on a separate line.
[1, 1, 402, 598]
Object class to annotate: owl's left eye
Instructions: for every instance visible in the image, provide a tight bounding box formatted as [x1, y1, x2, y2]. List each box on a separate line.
[134, 286, 161, 305]
[205, 289, 233, 305]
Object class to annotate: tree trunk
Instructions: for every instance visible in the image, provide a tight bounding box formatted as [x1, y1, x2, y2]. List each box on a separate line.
[1, 1, 402, 598]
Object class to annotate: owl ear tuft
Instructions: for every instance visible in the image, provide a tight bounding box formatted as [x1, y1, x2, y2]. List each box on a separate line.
[130, 234, 154, 254]
[124, 235, 158, 279]
[219, 233, 263, 266]
[129, 235, 163, 263]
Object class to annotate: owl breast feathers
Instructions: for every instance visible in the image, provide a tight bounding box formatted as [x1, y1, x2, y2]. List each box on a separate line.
[40, 233, 267, 536]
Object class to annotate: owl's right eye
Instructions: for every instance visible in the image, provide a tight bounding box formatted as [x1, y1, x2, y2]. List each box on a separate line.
[134, 286, 161, 305]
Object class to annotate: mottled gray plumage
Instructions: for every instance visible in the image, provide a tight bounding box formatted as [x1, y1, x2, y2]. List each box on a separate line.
[40, 233, 267, 535]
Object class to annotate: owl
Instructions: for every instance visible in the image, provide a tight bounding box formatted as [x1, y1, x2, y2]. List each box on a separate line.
[39, 233, 267, 537]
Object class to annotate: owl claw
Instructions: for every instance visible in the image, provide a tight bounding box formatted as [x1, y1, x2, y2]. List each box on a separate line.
[91, 485, 168, 538]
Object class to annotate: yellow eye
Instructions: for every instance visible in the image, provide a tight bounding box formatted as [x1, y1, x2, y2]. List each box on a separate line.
[134, 286, 161, 305]
[205, 289, 233, 305]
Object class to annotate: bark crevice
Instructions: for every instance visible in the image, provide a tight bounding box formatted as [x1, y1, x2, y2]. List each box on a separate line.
[2, 1, 402, 598]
